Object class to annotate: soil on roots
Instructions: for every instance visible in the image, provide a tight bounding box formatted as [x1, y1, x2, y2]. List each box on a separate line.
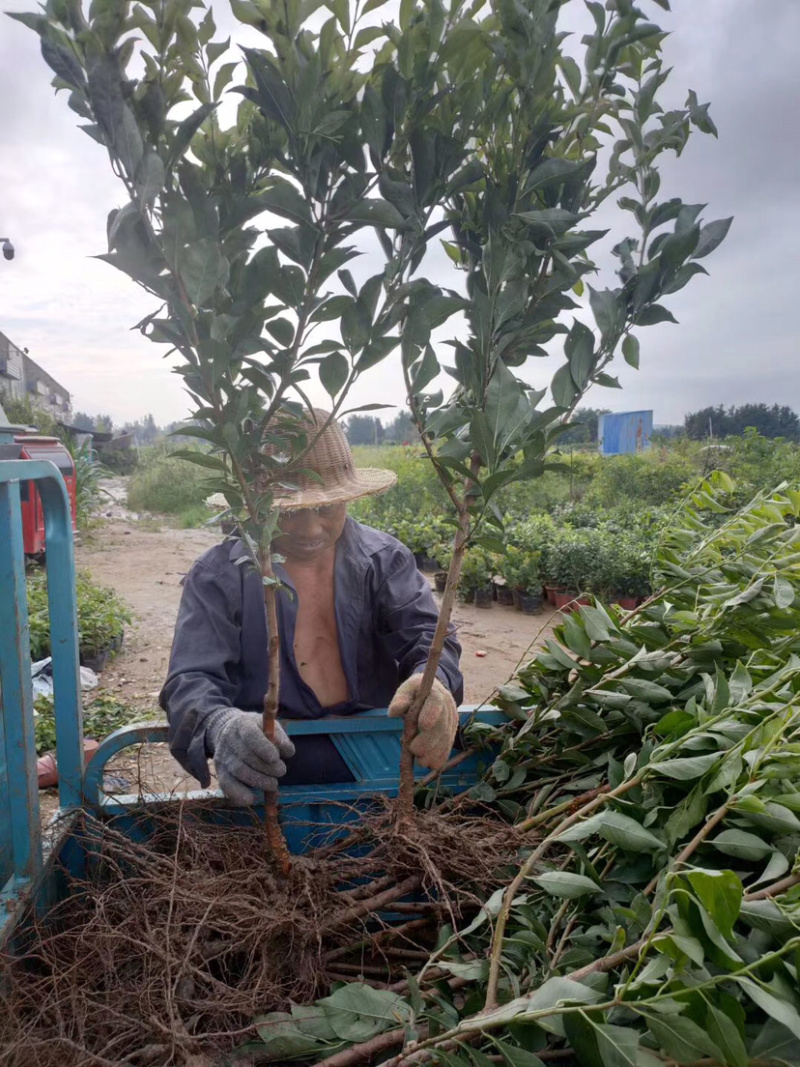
[0, 802, 529, 1067]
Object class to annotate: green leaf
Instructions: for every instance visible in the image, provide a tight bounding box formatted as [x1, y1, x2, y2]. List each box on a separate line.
[751, 1020, 800, 1064]
[318, 984, 409, 1042]
[266, 317, 295, 347]
[242, 48, 295, 133]
[636, 304, 678, 326]
[646, 1014, 723, 1065]
[565, 1012, 658, 1067]
[622, 334, 639, 369]
[589, 287, 623, 341]
[619, 678, 673, 702]
[693, 217, 732, 259]
[258, 178, 313, 226]
[169, 102, 215, 166]
[594, 811, 664, 853]
[517, 208, 580, 237]
[737, 979, 800, 1040]
[341, 300, 372, 352]
[651, 752, 721, 780]
[169, 450, 226, 471]
[551, 363, 578, 409]
[774, 576, 795, 608]
[566, 320, 595, 390]
[532, 871, 600, 899]
[346, 200, 406, 229]
[319, 352, 349, 398]
[706, 1003, 747, 1067]
[178, 239, 229, 305]
[685, 870, 742, 938]
[492, 1040, 545, 1067]
[484, 977, 603, 1032]
[484, 358, 533, 457]
[710, 829, 773, 861]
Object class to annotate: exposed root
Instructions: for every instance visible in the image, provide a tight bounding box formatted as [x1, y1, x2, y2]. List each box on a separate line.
[0, 801, 529, 1067]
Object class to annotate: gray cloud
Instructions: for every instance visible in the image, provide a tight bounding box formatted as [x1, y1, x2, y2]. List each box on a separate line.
[0, 1, 796, 428]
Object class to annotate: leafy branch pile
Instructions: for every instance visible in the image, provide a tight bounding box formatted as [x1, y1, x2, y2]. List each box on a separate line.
[248, 474, 800, 1067]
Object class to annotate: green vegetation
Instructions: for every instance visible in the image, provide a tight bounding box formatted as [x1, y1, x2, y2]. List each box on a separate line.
[33, 693, 141, 756]
[126, 444, 213, 523]
[351, 436, 800, 603]
[27, 567, 131, 663]
[254, 475, 800, 1064]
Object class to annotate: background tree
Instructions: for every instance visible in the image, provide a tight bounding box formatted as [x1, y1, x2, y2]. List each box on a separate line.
[556, 407, 610, 446]
[384, 410, 418, 444]
[685, 402, 800, 440]
[344, 415, 384, 446]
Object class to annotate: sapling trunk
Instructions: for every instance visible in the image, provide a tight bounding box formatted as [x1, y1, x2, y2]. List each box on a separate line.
[396, 502, 471, 817]
[261, 551, 292, 877]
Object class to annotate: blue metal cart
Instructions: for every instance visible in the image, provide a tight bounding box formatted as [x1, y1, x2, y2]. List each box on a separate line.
[0, 405, 500, 948]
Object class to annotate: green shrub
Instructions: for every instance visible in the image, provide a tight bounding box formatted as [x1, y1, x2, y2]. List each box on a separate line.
[585, 448, 698, 507]
[460, 548, 495, 593]
[27, 568, 132, 661]
[126, 445, 211, 515]
[349, 446, 448, 527]
[498, 544, 540, 593]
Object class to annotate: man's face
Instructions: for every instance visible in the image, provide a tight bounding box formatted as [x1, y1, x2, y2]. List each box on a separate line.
[273, 502, 348, 563]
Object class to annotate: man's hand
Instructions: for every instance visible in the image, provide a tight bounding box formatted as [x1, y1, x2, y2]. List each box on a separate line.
[207, 708, 295, 805]
[388, 676, 458, 770]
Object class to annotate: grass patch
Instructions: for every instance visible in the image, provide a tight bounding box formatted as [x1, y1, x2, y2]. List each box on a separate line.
[175, 503, 217, 529]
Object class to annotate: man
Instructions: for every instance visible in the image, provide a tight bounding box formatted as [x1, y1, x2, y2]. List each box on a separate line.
[160, 409, 463, 804]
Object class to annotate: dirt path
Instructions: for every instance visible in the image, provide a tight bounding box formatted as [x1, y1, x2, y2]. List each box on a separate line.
[69, 479, 559, 796]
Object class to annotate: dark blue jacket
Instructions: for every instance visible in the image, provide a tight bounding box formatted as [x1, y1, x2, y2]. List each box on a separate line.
[160, 518, 463, 785]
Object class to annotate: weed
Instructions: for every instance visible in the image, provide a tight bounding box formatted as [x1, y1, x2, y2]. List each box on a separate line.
[126, 444, 210, 515]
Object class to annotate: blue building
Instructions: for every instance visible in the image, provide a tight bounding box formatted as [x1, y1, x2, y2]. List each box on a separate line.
[598, 410, 653, 455]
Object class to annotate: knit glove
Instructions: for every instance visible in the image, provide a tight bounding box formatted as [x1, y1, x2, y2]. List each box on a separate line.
[206, 708, 295, 805]
[388, 676, 458, 770]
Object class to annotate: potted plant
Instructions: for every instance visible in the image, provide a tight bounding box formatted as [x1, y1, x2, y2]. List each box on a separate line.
[498, 545, 526, 607]
[609, 535, 652, 608]
[516, 554, 544, 615]
[460, 550, 494, 608]
[547, 531, 595, 612]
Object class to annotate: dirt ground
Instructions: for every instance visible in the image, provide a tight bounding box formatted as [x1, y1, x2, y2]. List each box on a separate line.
[55, 478, 559, 799]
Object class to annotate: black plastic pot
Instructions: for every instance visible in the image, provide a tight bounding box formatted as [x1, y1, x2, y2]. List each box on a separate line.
[520, 593, 544, 615]
[434, 571, 447, 593]
[421, 556, 440, 573]
[497, 585, 514, 607]
[475, 587, 493, 609]
[413, 552, 426, 570]
[81, 648, 110, 673]
[462, 589, 475, 604]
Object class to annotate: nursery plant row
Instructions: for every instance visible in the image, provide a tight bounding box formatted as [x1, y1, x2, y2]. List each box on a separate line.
[361, 507, 667, 609]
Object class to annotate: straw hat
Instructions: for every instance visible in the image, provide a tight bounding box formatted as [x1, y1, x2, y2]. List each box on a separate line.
[206, 409, 396, 512]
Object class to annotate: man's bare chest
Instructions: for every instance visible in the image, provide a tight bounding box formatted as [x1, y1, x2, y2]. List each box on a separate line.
[285, 564, 348, 706]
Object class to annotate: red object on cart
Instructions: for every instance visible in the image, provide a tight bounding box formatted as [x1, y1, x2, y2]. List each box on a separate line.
[14, 435, 78, 555]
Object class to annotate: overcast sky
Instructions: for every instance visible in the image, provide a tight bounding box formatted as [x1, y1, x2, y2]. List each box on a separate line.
[0, 1, 797, 429]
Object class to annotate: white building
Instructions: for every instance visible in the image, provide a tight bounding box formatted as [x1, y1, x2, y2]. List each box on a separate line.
[0, 332, 71, 419]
